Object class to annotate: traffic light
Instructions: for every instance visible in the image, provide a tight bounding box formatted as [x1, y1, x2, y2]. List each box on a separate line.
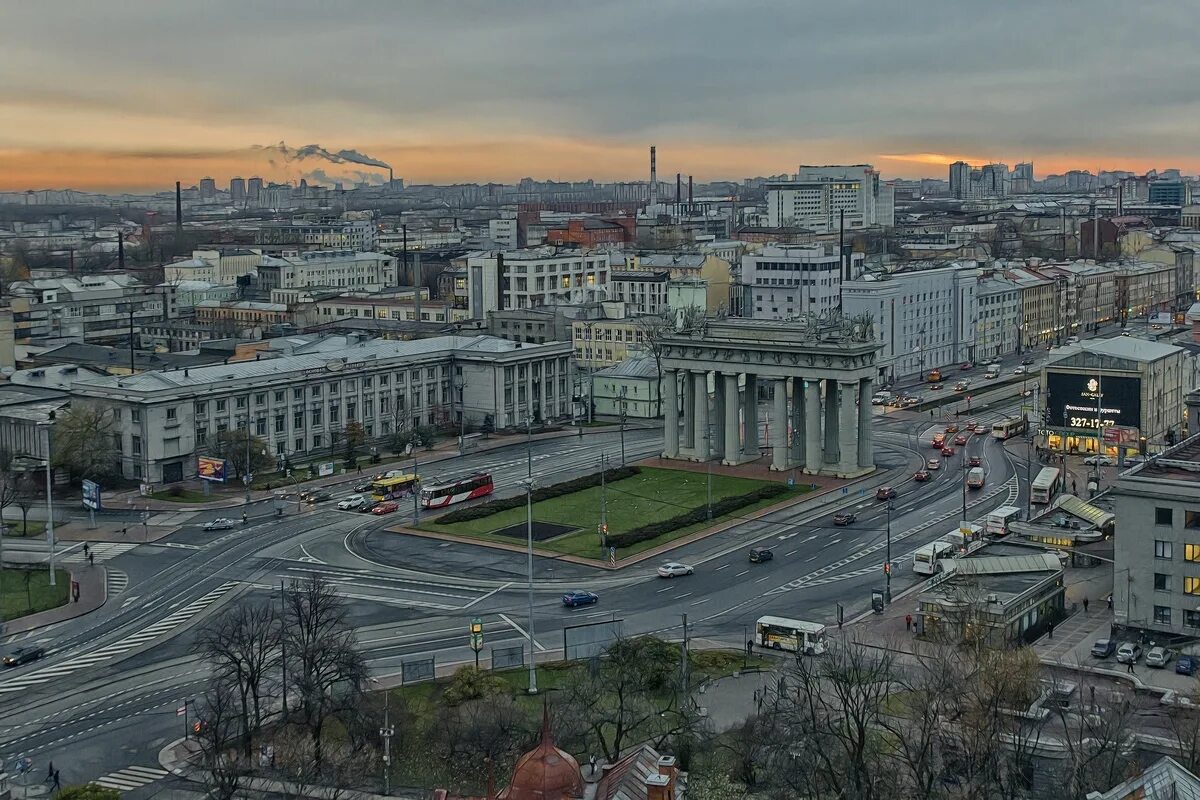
[193, 720, 203, 734]
[883, 562, 891, 575]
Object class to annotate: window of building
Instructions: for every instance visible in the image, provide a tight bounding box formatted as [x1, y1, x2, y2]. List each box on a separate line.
[311, 409, 322, 426]
[347, 402, 357, 420]
[1155, 573, 1172, 591]
[312, 433, 322, 449]
[256, 418, 266, 436]
[1156, 540, 1174, 559]
[166, 407, 177, 421]
[311, 385, 322, 397]
[236, 396, 247, 409]
[196, 427, 207, 445]
[131, 409, 141, 423]
[1186, 544, 1200, 562]
[275, 415, 285, 433]
[133, 464, 142, 479]
[1187, 511, 1200, 530]
[275, 390, 285, 403]
[195, 402, 207, 416]
[293, 388, 303, 401]
[1186, 576, 1200, 595]
[132, 435, 142, 455]
[1188, 610, 1200, 629]
[1154, 606, 1173, 626]
[1157, 507, 1174, 526]
[294, 437, 304, 452]
[363, 377, 373, 389]
[293, 411, 303, 429]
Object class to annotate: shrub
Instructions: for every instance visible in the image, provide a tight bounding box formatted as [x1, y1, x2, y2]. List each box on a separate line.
[442, 666, 508, 706]
[606, 484, 789, 548]
[435, 467, 642, 523]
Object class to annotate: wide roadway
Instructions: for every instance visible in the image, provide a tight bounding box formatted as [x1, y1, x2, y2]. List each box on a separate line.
[0, 408, 1029, 795]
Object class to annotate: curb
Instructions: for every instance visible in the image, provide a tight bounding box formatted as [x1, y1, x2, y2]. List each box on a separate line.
[1, 565, 108, 636]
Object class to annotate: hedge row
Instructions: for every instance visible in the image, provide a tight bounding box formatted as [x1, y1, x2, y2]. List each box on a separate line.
[606, 483, 791, 549]
[435, 466, 642, 523]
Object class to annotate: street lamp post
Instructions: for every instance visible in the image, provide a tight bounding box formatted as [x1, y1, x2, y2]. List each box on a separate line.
[885, 500, 893, 604]
[41, 414, 57, 586]
[523, 414, 538, 695]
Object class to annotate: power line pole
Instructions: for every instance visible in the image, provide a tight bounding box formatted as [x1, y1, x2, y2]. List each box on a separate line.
[379, 690, 393, 795]
[885, 500, 893, 604]
[599, 454, 608, 550]
[619, 386, 627, 466]
[524, 414, 538, 695]
[279, 578, 288, 714]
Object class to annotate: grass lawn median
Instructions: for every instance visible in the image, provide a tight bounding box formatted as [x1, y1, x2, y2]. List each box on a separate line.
[149, 488, 218, 503]
[0, 520, 47, 538]
[420, 467, 804, 559]
[1, 567, 70, 620]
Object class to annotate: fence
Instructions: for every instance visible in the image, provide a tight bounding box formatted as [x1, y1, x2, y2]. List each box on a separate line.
[401, 656, 435, 684]
[564, 618, 624, 661]
[491, 644, 525, 670]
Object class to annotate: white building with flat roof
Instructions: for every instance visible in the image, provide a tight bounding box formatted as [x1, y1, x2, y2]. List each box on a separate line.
[740, 244, 863, 320]
[766, 165, 895, 231]
[465, 248, 610, 318]
[68, 334, 573, 483]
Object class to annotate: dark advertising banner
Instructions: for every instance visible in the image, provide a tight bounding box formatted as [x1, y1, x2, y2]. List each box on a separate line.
[1045, 372, 1141, 431]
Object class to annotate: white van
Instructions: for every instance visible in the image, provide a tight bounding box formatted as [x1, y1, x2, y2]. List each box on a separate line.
[871, 391, 894, 405]
[984, 363, 1001, 378]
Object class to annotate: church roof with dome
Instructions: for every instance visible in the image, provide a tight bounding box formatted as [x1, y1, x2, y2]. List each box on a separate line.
[498, 705, 584, 800]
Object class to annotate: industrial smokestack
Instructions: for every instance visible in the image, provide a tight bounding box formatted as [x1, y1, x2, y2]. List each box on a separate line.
[1117, 184, 1124, 217]
[688, 175, 693, 213]
[388, 166, 394, 186]
[1092, 202, 1100, 261]
[413, 251, 422, 323]
[68, 248, 75, 274]
[676, 173, 681, 207]
[649, 146, 657, 209]
[496, 252, 506, 313]
[118, 232, 125, 271]
[175, 181, 183, 238]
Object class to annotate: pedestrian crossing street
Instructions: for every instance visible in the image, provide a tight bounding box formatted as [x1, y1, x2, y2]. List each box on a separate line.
[107, 570, 128, 596]
[91, 765, 170, 792]
[0, 581, 240, 695]
[60, 543, 140, 564]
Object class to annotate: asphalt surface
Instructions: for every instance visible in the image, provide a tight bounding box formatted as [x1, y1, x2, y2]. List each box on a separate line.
[0, 407, 1038, 797]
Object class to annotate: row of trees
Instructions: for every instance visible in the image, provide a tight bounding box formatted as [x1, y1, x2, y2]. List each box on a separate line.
[192, 574, 370, 799]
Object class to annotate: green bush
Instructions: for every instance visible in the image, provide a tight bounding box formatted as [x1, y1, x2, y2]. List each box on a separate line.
[435, 467, 642, 523]
[443, 666, 508, 706]
[606, 484, 789, 548]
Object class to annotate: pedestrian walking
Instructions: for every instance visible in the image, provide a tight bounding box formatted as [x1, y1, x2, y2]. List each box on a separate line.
[121, 526, 127, 537]
[1089, 685, 1096, 706]
[52, 770, 60, 792]
[589, 755, 597, 776]
[1127, 659, 1135, 674]
[1108, 594, 1113, 610]
[905, 614, 912, 632]
[1047, 621, 1055, 639]
[88, 552, 94, 567]
[1083, 597, 1090, 614]
[46, 762, 54, 781]
[82, 542, 89, 557]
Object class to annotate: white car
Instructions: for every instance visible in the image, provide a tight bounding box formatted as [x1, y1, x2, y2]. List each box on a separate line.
[1146, 646, 1173, 668]
[338, 494, 367, 510]
[1012, 365, 1027, 375]
[657, 562, 694, 578]
[1083, 455, 1114, 467]
[203, 517, 236, 531]
[926, 458, 941, 471]
[1116, 642, 1142, 664]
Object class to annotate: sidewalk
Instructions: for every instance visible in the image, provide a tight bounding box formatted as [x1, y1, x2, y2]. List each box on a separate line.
[2, 564, 106, 635]
[107, 424, 630, 512]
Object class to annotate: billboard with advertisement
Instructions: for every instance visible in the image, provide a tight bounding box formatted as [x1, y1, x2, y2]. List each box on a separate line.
[197, 456, 228, 482]
[82, 479, 101, 511]
[1045, 372, 1142, 432]
[318, 462, 335, 477]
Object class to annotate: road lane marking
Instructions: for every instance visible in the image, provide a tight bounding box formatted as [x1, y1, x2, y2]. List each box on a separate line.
[714, 564, 730, 571]
[785, 549, 798, 556]
[498, 613, 545, 652]
[657, 586, 674, 593]
[691, 598, 710, 606]
[674, 593, 692, 600]
[735, 570, 749, 577]
[463, 582, 513, 609]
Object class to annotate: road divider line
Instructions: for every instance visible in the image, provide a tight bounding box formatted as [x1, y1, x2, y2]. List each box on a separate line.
[463, 582, 513, 609]
[498, 613, 545, 652]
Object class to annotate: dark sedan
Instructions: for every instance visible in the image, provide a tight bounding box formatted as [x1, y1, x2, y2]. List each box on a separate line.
[3, 646, 45, 667]
[562, 590, 599, 608]
[832, 513, 857, 526]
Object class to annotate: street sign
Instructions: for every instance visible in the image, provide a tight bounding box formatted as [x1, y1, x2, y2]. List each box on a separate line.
[82, 479, 101, 511]
[469, 617, 484, 652]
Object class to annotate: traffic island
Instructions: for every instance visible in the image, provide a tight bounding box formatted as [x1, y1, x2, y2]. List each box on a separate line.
[1, 566, 70, 621]
[388, 465, 813, 568]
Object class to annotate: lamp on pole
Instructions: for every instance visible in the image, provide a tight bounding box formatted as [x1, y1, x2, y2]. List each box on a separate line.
[885, 499, 893, 604]
[41, 411, 57, 586]
[523, 413, 538, 695]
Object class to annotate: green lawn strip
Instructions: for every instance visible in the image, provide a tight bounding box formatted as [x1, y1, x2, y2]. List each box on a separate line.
[149, 488, 218, 503]
[1, 567, 71, 619]
[1, 520, 47, 538]
[420, 467, 802, 559]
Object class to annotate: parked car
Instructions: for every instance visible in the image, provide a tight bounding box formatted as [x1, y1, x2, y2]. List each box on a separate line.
[927, 459, 941, 470]
[913, 470, 931, 482]
[371, 501, 399, 515]
[749, 547, 774, 563]
[657, 562, 694, 578]
[1116, 642, 1142, 664]
[953, 435, 968, 446]
[3, 646, 45, 667]
[969, 456, 982, 467]
[960, 362, 973, 370]
[876, 486, 897, 500]
[1177, 655, 1198, 676]
[944, 423, 959, 433]
[306, 491, 332, 504]
[203, 517, 236, 531]
[1146, 646, 1174, 668]
[1021, 356, 1035, 366]
[1013, 365, 1028, 375]
[338, 494, 368, 510]
[832, 513, 857, 526]
[1083, 455, 1114, 467]
[561, 590, 599, 608]
[941, 446, 955, 457]
[1090, 639, 1116, 659]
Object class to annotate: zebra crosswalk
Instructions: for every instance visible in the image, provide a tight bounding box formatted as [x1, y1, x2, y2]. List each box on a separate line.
[0, 580, 240, 695]
[106, 569, 128, 596]
[91, 765, 170, 792]
[61, 543, 140, 564]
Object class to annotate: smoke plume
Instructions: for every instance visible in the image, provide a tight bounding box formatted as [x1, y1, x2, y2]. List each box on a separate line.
[255, 141, 391, 170]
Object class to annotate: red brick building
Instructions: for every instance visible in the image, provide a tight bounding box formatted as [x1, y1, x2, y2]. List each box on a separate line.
[546, 217, 636, 247]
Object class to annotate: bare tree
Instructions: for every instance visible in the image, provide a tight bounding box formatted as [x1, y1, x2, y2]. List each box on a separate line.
[282, 574, 368, 765]
[632, 311, 674, 418]
[50, 405, 121, 482]
[0, 449, 18, 570]
[195, 601, 280, 757]
[194, 676, 249, 800]
[14, 472, 39, 536]
[1047, 673, 1138, 799]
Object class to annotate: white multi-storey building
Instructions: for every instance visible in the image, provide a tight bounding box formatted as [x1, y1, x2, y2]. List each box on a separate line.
[465, 248, 610, 318]
[766, 165, 895, 231]
[489, 214, 519, 249]
[841, 264, 979, 384]
[69, 334, 573, 483]
[975, 276, 1022, 361]
[608, 270, 669, 315]
[257, 250, 397, 292]
[740, 244, 863, 320]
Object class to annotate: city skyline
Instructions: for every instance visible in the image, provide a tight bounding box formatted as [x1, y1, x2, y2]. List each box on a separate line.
[3, 1, 1199, 192]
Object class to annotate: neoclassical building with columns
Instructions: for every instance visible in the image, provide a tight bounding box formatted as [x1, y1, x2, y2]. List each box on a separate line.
[660, 317, 880, 478]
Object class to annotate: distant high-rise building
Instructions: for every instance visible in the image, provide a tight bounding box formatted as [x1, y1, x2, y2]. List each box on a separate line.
[949, 161, 971, 199]
[199, 176, 216, 200]
[765, 164, 894, 230]
[247, 176, 263, 201]
[1011, 162, 1034, 193]
[980, 163, 1009, 197]
[229, 177, 246, 203]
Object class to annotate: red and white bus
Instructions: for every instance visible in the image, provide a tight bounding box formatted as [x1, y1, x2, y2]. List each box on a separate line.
[420, 473, 495, 509]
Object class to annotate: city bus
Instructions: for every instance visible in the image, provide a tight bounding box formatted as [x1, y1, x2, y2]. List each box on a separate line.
[927, 368, 943, 383]
[913, 540, 959, 576]
[371, 473, 419, 502]
[754, 616, 827, 655]
[992, 416, 1028, 440]
[420, 472, 495, 509]
[986, 505, 1021, 536]
[1031, 467, 1062, 505]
